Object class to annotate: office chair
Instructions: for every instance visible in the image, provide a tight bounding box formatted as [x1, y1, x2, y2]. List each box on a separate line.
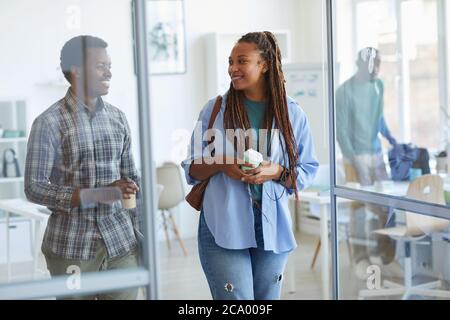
[156, 162, 188, 256]
[358, 174, 450, 299]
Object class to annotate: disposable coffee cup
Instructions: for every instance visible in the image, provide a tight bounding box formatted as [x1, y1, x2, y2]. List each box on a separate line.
[122, 192, 136, 209]
[241, 148, 263, 171]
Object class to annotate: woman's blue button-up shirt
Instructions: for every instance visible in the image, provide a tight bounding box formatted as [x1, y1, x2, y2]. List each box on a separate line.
[181, 93, 319, 254]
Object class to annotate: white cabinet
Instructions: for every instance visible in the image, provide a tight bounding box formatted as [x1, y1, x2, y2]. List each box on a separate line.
[205, 31, 291, 98]
[0, 216, 33, 264]
[0, 98, 27, 200]
[0, 99, 33, 279]
[0, 199, 50, 282]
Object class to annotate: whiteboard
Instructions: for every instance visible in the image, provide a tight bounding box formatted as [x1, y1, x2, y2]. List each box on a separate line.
[283, 63, 330, 164]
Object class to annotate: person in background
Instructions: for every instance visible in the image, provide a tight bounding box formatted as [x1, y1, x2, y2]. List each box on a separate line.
[182, 31, 318, 300]
[25, 35, 141, 300]
[336, 47, 400, 279]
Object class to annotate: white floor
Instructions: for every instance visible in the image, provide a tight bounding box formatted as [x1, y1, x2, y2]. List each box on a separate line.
[158, 232, 358, 300]
[5, 229, 448, 300]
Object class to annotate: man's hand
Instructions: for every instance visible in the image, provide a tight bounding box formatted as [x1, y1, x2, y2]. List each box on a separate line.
[108, 178, 139, 199]
[240, 161, 283, 185]
[71, 188, 81, 208]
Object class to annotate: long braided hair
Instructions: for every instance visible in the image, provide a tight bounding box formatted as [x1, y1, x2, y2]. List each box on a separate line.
[223, 31, 299, 197]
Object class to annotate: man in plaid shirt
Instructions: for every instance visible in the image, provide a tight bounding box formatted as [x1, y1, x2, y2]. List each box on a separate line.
[25, 35, 141, 300]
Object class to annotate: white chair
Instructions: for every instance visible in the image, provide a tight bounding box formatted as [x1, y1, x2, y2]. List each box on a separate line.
[309, 208, 352, 269]
[359, 174, 450, 299]
[305, 164, 352, 269]
[156, 162, 188, 256]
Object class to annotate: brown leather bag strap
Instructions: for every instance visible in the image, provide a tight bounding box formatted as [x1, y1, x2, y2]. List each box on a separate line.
[206, 96, 222, 143]
[207, 95, 222, 130]
[185, 96, 222, 211]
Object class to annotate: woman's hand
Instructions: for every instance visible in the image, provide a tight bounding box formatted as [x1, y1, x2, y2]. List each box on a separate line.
[190, 156, 254, 182]
[220, 157, 255, 181]
[240, 161, 283, 185]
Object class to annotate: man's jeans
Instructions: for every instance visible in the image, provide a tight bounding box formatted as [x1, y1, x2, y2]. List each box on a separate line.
[198, 205, 289, 300]
[43, 239, 139, 300]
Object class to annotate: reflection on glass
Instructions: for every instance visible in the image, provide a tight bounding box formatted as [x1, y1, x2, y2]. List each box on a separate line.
[402, 0, 440, 150]
[336, 47, 395, 188]
[0, 0, 144, 300]
[338, 195, 450, 300]
[335, 47, 397, 273]
[334, 0, 450, 300]
[335, 0, 449, 208]
[21, 35, 141, 300]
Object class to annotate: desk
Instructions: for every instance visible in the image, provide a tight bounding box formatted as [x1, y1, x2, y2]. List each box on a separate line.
[0, 198, 50, 282]
[359, 178, 450, 196]
[296, 191, 352, 300]
[297, 178, 450, 299]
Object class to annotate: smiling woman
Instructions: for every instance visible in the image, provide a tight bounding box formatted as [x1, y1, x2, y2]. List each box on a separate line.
[181, 31, 319, 300]
[228, 41, 269, 100]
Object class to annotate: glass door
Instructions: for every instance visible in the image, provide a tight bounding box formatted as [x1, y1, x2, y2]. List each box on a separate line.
[329, 0, 450, 299]
[0, 0, 158, 299]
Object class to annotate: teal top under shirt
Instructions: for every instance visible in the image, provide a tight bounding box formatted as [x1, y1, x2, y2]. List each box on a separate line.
[243, 98, 267, 202]
[335, 77, 396, 157]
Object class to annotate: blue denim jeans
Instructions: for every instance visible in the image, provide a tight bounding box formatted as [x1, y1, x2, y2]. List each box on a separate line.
[198, 204, 289, 300]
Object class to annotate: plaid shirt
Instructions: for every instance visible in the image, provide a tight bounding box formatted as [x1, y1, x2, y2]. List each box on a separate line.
[25, 89, 140, 260]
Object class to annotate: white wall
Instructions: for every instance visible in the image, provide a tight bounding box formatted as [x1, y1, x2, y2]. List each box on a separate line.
[0, 0, 326, 240]
[0, 0, 143, 217]
[297, 0, 326, 65]
[150, 0, 305, 165]
[0, 0, 141, 167]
